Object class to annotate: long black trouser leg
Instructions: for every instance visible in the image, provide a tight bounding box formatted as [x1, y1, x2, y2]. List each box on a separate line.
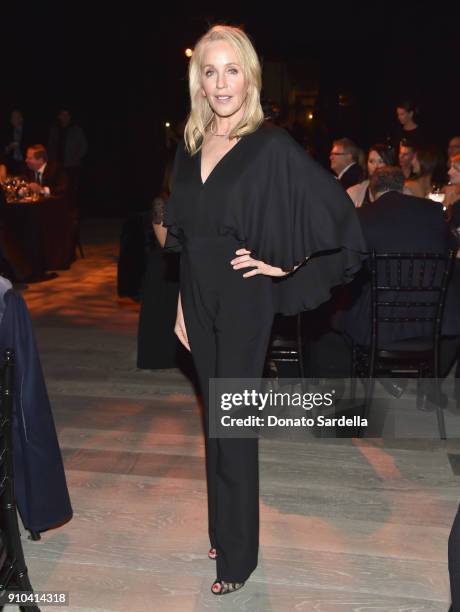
[182, 254, 274, 582]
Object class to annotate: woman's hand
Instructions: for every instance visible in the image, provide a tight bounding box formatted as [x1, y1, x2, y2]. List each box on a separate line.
[231, 248, 299, 278]
[174, 293, 191, 351]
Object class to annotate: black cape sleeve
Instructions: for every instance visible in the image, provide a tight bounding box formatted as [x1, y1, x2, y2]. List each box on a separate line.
[219, 127, 368, 315]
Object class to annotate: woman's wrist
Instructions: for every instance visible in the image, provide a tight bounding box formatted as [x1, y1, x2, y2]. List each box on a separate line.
[281, 258, 308, 274]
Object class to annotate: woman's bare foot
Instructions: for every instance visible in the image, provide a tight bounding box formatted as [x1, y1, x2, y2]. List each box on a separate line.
[208, 547, 218, 560]
[211, 579, 245, 595]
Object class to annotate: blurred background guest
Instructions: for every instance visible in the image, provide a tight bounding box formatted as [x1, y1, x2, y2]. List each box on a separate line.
[398, 141, 416, 179]
[21, 145, 69, 197]
[48, 109, 87, 201]
[446, 153, 460, 229]
[444, 138, 460, 205]
[347, 143, 396, 207]
[405, 146, 440, 198]
[448, 135, 460, 160]
[136, 200, 181, 369]
[2, 110, 31, 175]
[136, 162, 183, 370]
[329, 137, 364, 189]
[394, 99, 425, 149]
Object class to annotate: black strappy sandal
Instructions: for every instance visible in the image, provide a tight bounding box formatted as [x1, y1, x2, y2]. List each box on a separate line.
[211, 579, 245, 595]
[208, 547, 218, 560]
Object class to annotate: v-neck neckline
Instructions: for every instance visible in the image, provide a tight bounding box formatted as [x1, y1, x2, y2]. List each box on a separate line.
[199, 136, 244, 187]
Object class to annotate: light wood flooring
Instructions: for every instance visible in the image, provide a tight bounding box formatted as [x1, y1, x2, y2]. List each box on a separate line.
[4, 218, 459, 611]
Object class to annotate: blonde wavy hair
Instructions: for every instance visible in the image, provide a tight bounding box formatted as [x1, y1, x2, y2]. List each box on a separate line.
[184, 25, 264, 155]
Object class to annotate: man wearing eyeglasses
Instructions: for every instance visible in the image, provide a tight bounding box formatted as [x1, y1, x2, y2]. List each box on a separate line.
[329, 138, 364, 190]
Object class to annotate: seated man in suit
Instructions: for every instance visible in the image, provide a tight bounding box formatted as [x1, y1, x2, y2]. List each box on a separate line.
[339, 165, 460, 403]
[20, 144, 68, 198]
[330, 138, 364, 190]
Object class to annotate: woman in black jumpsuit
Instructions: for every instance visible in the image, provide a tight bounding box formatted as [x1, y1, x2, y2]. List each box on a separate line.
[172, 132, 277, 590]
[164, 25, 366, 595]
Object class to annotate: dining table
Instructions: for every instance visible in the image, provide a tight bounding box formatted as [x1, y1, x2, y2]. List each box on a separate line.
[1, 193, 75, 281]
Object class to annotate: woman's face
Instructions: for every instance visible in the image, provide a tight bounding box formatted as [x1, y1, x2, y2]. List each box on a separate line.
[448, 161, 460, 185]
[200, 40, 248, 120]
[412, 154, 421, 175]
[397, 107, 413, 127]
[367, 150, 385, 176]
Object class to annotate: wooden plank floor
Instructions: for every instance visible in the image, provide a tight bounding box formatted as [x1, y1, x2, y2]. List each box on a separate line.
[6, 219, 459, 611]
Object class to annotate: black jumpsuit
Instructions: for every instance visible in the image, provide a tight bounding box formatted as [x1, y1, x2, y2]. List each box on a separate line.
[170, 128, 273, 583]
[164, 122, 367, 583]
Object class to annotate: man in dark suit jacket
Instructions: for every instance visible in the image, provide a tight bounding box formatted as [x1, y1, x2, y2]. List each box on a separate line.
[339, 166, 460, 388]
[343, 166, 458, 341]
[21, 144, 69, 198]
[330, 138, 364, 190]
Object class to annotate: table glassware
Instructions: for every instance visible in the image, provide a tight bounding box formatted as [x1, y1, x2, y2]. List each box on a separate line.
[428, 185, 446, 206]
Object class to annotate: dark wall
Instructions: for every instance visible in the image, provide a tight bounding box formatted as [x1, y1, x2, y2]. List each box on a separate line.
[2, 4, 459, 214]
